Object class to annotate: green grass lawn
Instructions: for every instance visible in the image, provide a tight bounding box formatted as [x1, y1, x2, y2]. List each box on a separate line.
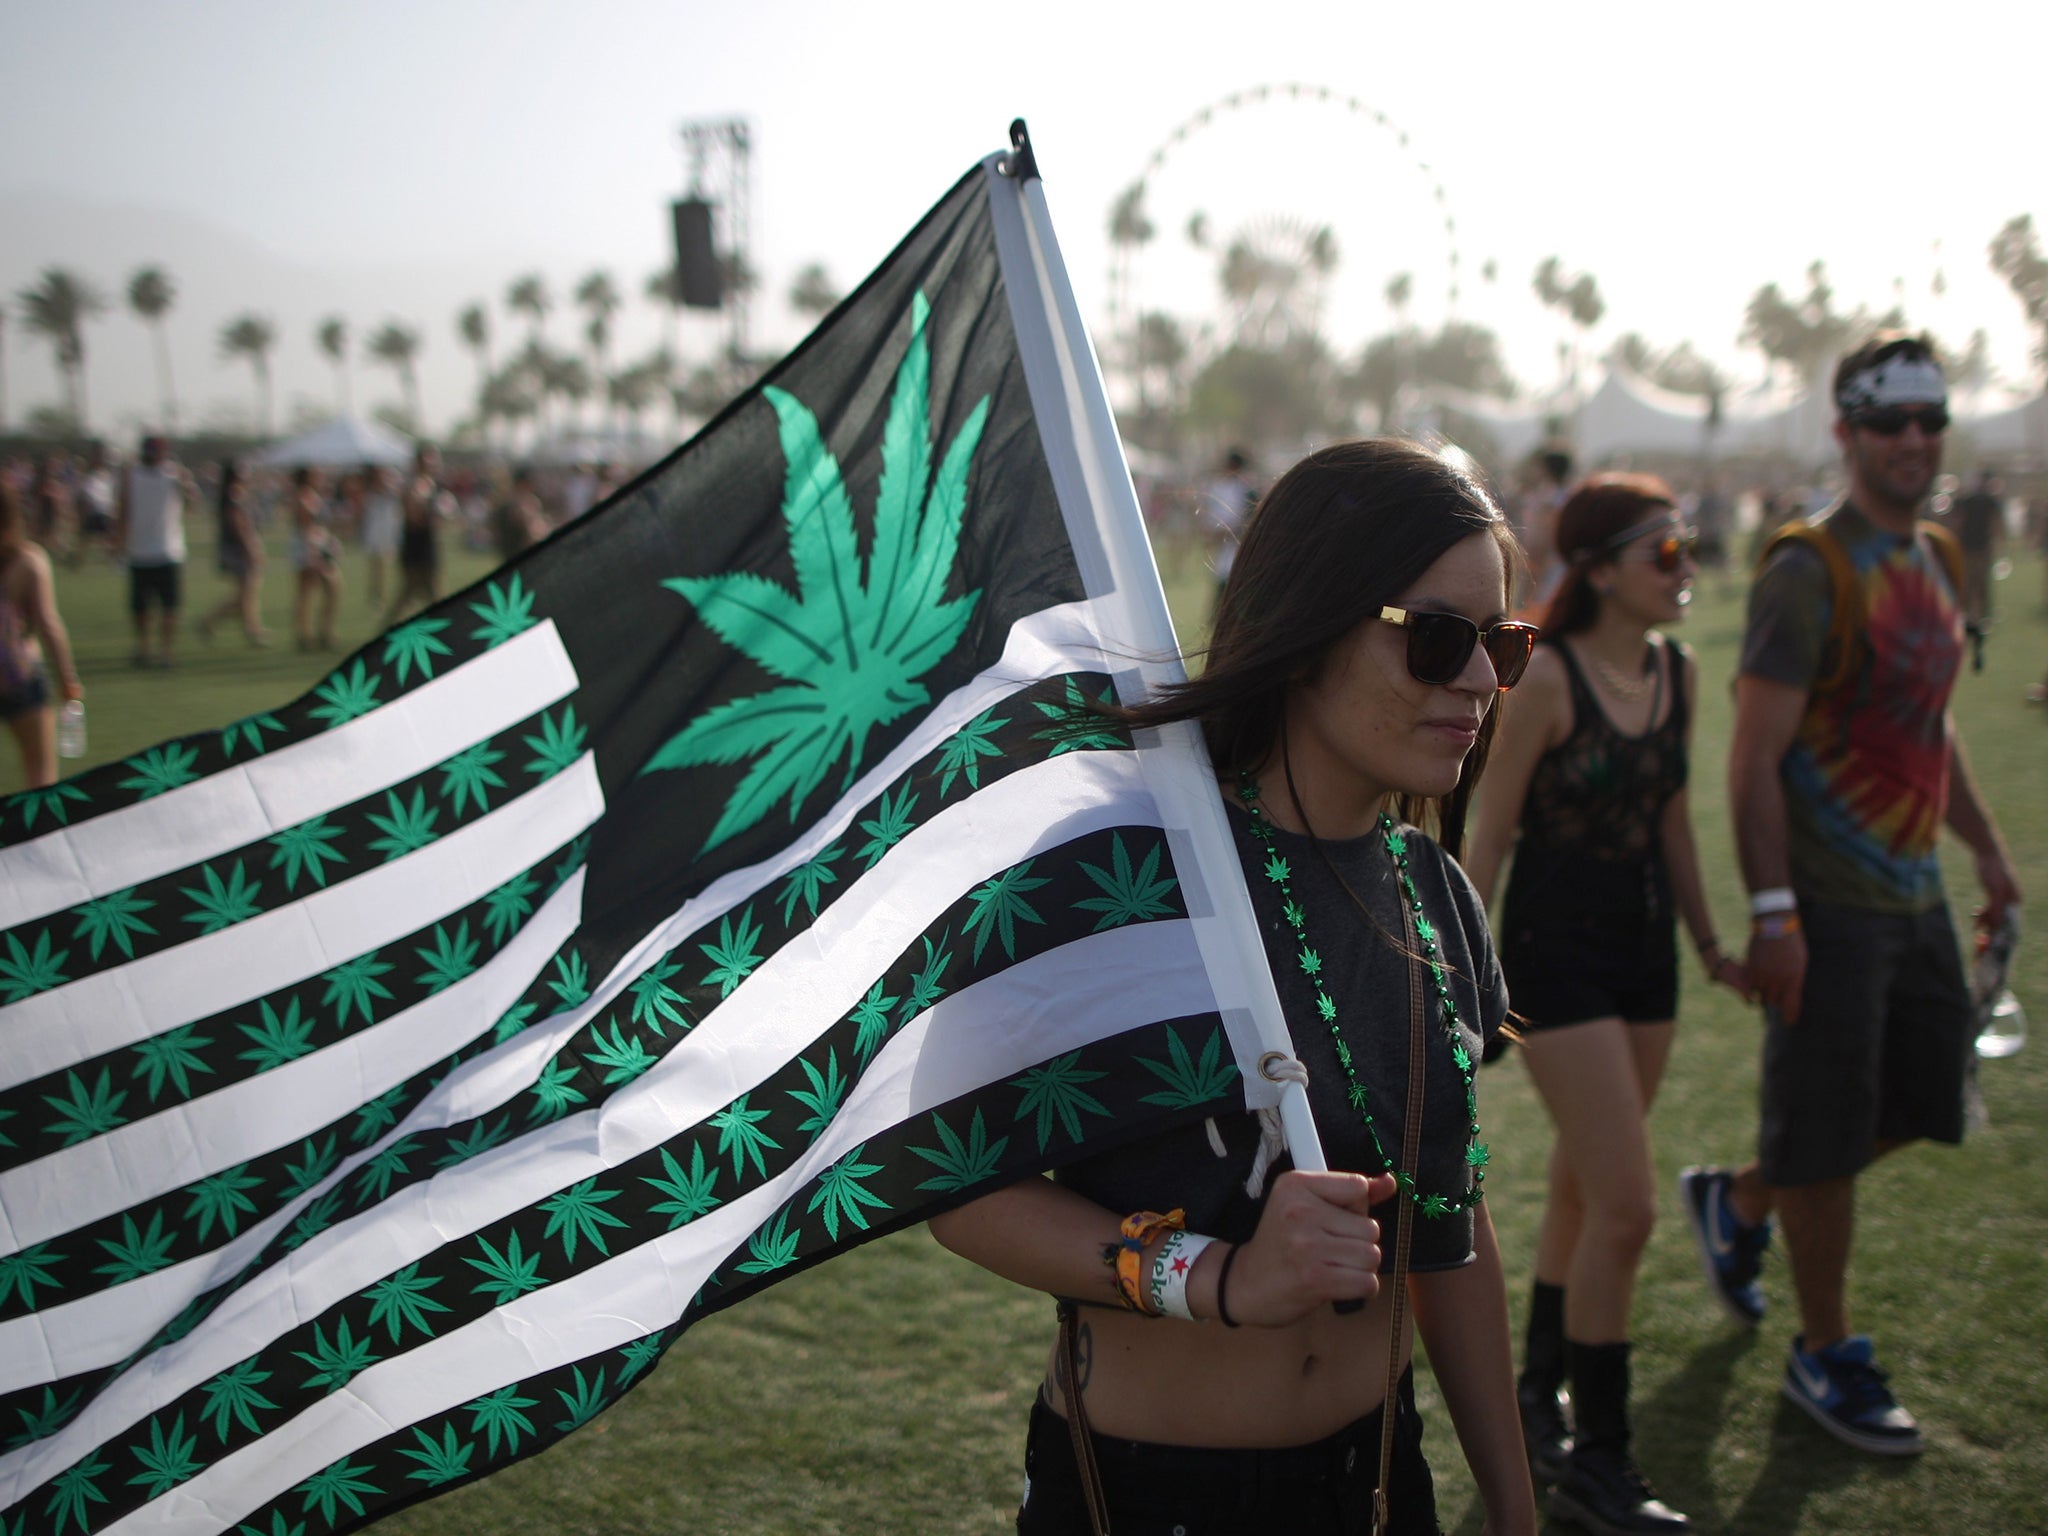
[12, 526, 2046, 1535]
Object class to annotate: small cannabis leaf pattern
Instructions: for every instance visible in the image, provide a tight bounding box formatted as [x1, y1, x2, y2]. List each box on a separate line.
[118, 742, 201, 799]
[309, 662, 382, 729]
[963, 861, 1050, 962]
[481, 870, 540, 945]
[1012, 1052, 1113, 1153]
[93, 1211, 178, 1285]
[470, 574, 539, 647]
[269, 816, 348, 892]
[808, 1145, 888, 1240]
[644, 1143, 721, 1228]
[908, 1107, 1009, 1193]
[381, 616, 453, 684]
[219, 711, 286, 759]
[1072, 832, 1179, 930]
[179, 860, 264, 935]
[522, 704, 586, 779]
[1135, 1024, 1240, 1110]
[935, 707, 1008, 796]
[133, 1022, 213, 1100]
[365, 787, 440, 862]
[12, 779, 90, 831]
[646, 291, 989, 852]
[853, 781, 918, 869]
[439, 742, 507, 816]
[0, 929, 69, 1002]
[71, 886, 156, 961]
[464, 1231, 544, 1305]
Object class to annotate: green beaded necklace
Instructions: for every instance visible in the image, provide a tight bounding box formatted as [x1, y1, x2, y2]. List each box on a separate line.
[1234, 773, 1487, 1218]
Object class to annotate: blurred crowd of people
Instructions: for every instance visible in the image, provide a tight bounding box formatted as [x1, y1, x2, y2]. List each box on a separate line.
[0, 438, 640, 788]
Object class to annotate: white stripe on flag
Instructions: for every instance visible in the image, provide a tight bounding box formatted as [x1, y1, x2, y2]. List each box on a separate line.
[0, 872, 586, 1393]
[0, 622, 577, 930]
[0, 753, 604, 1093]
[66, 922, 1215, 1532]
[1, 858, 594, 1255]
[0, 749, 1173, 1475]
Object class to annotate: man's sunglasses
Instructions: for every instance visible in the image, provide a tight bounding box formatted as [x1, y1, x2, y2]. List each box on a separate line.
[1378, 606, 1539, 690]
[1853, 405, 1949, 437]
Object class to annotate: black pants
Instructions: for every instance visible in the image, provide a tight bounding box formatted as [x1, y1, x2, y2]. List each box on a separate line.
[1016, 1366, 1440, 1535]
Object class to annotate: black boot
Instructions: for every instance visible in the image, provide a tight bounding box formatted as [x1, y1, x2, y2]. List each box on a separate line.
[1545, 1341, 1691, 1536]
[1517, 1280, 1572, 1482]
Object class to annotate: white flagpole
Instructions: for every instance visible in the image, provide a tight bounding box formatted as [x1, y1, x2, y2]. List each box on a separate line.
[981, 128, 1330, 1175]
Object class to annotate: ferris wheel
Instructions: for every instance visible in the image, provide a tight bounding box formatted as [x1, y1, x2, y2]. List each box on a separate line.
[1107, 83, 1476, 381]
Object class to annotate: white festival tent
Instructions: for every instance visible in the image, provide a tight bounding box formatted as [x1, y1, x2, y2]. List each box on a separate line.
[257, 414, 416, 468]
[1435, 364, 2043, 469]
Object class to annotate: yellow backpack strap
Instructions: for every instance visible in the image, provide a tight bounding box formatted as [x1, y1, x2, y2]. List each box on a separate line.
[1918, 519, 1966, 600]
[1758, 519, 1862, 696]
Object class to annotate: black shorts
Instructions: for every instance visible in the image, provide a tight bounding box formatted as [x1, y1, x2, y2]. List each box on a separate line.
[0, 666, 50, 721]
[1498, 853, 1678, 1030]
[1759, 897, 1972, 1186]
[129, 561, 182, 614]
[1016, 1368, 1439, 1536]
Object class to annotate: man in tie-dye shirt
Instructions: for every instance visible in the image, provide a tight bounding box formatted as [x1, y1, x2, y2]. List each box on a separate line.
[1677, 333, 2023, 1459]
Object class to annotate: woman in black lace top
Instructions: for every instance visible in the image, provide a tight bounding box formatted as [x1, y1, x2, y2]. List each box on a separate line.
[1467, 474, 1747, 1536]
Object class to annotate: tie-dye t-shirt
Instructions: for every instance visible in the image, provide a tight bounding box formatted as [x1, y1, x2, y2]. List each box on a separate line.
[1739, 502, 1963, 912]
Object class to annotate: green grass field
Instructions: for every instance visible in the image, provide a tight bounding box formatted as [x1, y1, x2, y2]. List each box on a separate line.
[11, 524, 2045, 1535]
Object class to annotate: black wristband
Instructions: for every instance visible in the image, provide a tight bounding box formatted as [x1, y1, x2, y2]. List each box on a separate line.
[1214, 1242, 1241, 1328]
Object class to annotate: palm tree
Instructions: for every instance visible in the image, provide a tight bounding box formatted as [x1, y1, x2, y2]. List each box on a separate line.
[609, 350, 671, 443]
[456, 302, 492, 446]
[542, 350, 591, 439]
[574, 270, 620, 431]
[18, 267, 108, 432]
[217, 313, 278, 434]
[506, 274, 550, 348]
[0, 308, 10, 433]
[316, 316, 350, 413]
[366, 321, 423, 433]
[788, 262, 841, 322]
[645, 265, 685, 358]
[127, 266, 179, 429]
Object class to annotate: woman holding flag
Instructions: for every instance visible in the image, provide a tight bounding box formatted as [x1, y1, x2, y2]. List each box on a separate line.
[932, 439, 1539, 1535]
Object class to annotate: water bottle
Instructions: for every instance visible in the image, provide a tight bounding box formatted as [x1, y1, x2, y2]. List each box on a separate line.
[1973, 909, 2024, 1059]
[57, 698, 87, 759]
[1977, 990, 2028, 1059]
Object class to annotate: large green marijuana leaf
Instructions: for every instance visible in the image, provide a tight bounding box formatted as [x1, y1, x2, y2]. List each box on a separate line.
[646, 293, 989, 852]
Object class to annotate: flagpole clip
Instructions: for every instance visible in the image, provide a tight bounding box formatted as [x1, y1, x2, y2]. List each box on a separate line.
[1001, 118, 1041, 183]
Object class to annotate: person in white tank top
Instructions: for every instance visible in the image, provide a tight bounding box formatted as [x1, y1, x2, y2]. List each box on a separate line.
[117, 435, 193, 667]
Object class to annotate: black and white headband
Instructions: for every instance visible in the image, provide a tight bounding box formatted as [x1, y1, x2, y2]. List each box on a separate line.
[1835, 354, 1946, 417]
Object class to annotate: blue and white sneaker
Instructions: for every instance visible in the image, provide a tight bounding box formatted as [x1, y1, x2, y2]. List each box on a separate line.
[1782, 1334, 1924, 1455]
[1677, 1165, 1770, 1325]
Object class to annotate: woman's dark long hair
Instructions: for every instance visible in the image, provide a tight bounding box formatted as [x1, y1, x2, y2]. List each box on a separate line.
[1540, 472, 1677, 637]
[216, 459, 244, 518]
[1117, 438, 1516, 857]
[0, 481, 26, 561]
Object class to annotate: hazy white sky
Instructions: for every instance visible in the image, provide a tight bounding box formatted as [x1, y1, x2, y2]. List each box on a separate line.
[3, 0, 2043, 437]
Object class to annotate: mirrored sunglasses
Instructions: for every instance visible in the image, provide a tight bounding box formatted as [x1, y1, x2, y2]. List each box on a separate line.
[1854, 405, 1949, 437]
[1378, 606, 1538, 691]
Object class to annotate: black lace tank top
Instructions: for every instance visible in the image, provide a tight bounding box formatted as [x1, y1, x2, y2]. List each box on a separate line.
[1516, 637, 1689, 865]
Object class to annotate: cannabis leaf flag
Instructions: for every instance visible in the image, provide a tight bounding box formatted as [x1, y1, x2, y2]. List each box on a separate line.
[0, 134, 1295, 1535]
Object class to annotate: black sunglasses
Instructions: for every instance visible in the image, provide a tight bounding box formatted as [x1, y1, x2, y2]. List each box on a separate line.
[1853, 405, 1949, 436]
[1378, 606, 1538, 690]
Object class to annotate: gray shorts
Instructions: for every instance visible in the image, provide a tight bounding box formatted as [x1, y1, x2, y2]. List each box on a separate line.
[1759, 897, 1971, 1186]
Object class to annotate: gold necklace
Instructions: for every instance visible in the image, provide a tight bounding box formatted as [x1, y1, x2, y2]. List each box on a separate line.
[1588, 646, 1653, 699]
